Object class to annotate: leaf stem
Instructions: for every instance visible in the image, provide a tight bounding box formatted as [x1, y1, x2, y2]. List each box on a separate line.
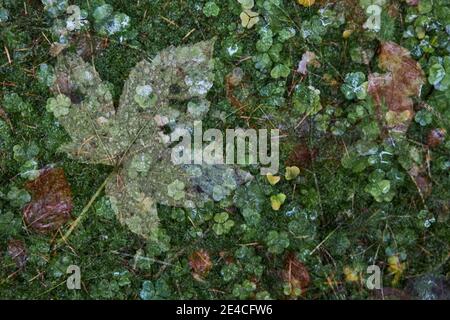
[57, 174, 111, 246]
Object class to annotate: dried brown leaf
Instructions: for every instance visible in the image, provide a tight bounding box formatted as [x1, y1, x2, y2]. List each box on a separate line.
[408, 165, 432, 198]
[286, 143, 317, 169]
[189, 249, 212, 279]
[427, 128, 446, 148]
[282, 252, 310, 296]
[23, 168, 73, 233]
[7, 239, 28, 269]
[368, 42, 425, 135]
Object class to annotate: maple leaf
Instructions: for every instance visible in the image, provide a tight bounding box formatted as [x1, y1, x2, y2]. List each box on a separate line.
[47, 40, 251, 239]
[368, 42, 425, 136]
[23, 167, 73, 233]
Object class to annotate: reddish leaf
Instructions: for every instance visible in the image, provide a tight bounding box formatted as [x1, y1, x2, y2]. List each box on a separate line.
[7, 239, 28, 269]
[282, 252, 310, 296]
[409, 165, 432, 198]
[413, 174, 432, 198]
[368, 42, 425, 135]
[23, 168, 73, 233]
[189, 249, 212, 279]
[427, 128, 446, 148]
[286, 143, 317, 169]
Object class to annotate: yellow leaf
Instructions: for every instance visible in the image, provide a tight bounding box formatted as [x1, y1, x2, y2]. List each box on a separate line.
[387, 255, 406, 285]
[285, 166, 300, 180]
[240, 10, 260, 29]
[343, 267, 360, 282]
[342, 30, 353, 39]
[270, 193, 286, 211]
[385, 110, 412, 127]
[266, 173, 281, 185]
[297, 0, 315, 7]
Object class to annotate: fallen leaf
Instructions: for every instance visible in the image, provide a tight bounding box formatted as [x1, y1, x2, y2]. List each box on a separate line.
[7, 239, 28, 269]
[285, 166, 300, 180]
[368, 42, 425, 136]
[286, 143, 317, 168]
[342, 29, 353, 39]
[282, 252, 310, 296]
[189, 249, 212, 279]
[270, 193, 286, 211]
[343, 266, 360, 282]
[297, 0, 315, 7]
[23, 167, 73, 233]
[387, 255, 406, 286]
[409, 167, 432, 198]
[266, 173, 281, 185]
[427, 128, 446, 148]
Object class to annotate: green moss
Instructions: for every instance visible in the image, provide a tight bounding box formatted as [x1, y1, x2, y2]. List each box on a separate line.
[0, 0, 449, 300]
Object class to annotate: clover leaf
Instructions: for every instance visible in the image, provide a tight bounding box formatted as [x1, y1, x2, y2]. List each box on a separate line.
[292, 85, 322, 115]
[365, 179, 394, 202]
[238, 0, 255, 10]
[46, 94, 71, 117]
[414, 109, 433, 126]
[285, 166, 300, 181]
[341, 72, 368, 100]
[428, 56, 450, 91]
[203, 2, 220, 17]
[270, 193, 286, 211]
[213, 212, 235, 235]
[265, 230, 290, 254]
[270, 64, 290, 79]
[266, 173, 281, 185]
[240, 10, 259, 29]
